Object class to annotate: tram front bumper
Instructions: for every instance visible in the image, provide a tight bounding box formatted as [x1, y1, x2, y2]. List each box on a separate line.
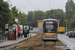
[42, 35, 58, 41]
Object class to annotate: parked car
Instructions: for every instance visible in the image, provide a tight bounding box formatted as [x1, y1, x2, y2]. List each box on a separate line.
[68, 31, 75, 38]
[66, 32, 69, 36]
[66, 31, 73, 36]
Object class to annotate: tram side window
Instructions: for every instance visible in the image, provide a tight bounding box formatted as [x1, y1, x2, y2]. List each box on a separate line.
[43, 22, 47, 32]
[53, 21, 58, 27]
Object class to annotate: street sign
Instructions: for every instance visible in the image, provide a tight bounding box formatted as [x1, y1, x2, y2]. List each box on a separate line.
[66, 25, 67, 33]
[15, 17, 18, 22]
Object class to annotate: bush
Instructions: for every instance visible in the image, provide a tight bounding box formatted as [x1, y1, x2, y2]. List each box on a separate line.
[67, 28, 75, 32]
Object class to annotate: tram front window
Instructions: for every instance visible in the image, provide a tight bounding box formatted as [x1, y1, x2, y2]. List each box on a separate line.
[45, 24, 56, 33]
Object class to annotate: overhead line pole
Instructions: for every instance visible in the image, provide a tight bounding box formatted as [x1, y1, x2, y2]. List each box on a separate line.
[49, 0, 51, 19]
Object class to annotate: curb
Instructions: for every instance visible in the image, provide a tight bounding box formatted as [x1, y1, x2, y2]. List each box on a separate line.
[0, 37, 32, 48]
[58, 39, 71, 50]
[0, 34, 38, 48]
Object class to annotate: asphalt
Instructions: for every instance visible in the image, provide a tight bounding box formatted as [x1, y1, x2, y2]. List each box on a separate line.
[58, 34, 75, 50]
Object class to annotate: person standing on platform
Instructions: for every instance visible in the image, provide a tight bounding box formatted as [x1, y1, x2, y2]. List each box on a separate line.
[10, 29, 15, 40]
[14, 29, 16, 40]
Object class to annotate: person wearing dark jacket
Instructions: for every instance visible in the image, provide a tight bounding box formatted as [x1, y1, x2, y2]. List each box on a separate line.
[14, 29, 16, 40]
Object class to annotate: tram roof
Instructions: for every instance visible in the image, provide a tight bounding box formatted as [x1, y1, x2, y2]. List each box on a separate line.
[37, 19, 60, 22]
[43, 19, 58, 21]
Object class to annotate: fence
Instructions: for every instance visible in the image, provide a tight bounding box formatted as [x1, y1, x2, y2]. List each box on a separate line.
[0, 34, 8, 43]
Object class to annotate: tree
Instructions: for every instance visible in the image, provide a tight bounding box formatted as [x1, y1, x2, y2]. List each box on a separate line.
[65, 0, 75, 30]
[18, 12, 26, 25]
[8, 6, 26, 25]
[27, 10, 46, 27]
[11, 6, 18, 16]
[27, 11, 34, 26]
[46, 9, 65, 26]
[0, 0, 11, 32]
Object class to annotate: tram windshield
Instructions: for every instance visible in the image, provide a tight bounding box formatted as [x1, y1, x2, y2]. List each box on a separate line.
[45, 24, 57, 33]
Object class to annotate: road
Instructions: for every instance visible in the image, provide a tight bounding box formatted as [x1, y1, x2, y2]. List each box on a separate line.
[58, 34, 75, 50]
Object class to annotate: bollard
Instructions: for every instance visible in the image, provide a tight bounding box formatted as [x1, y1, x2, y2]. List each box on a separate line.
[4, 35, 5, 41]
[3, 35, 4, 42]
[5, 35, 7, 41]
[2, 35, 3, 42]
[0, 35, 1, 42]
[5, 36, 6, 41]
[1, 35, 2, 42]
[27, 34, 31, 38]
[27, 34, 29, 38]
[23, 35, 24, 38]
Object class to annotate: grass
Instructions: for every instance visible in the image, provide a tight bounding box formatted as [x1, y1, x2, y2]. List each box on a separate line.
[17, 34, 42, 48]
[9, 34, 38, 49]
[11, 33, 67, 50]
[10, 34, 39, 50]
[11, 34, 41, 50]
[7, 36, 34, 47]
[66, 49, 71, 50]
[10, 33, 71, 50]
[66, 28, 75, 32]
[0, 34, 38, 50]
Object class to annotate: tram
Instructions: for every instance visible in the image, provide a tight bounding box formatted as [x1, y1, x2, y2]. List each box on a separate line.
[42, 19, 58, 41]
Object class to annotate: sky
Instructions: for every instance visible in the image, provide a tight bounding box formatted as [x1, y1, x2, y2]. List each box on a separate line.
[3, 0, 75, 14]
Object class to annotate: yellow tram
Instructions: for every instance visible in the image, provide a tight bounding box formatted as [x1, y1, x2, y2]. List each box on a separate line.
[42, 19, 58, 41]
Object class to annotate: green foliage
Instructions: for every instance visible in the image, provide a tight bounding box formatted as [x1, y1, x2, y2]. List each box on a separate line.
[0, 0, 11, 33]
[46, 9, 65, 26]
[27, 10, 47, 27]
[1, 0, 75, 31]
[18, 12, 26, 25]
[11, 6, 18, 16]
[0, 0, 11, 25]
[8, 6, 26, 25]
[65, 0, 75, 30]
[26, 9, 66, 27]
[8, 13, 15, 23]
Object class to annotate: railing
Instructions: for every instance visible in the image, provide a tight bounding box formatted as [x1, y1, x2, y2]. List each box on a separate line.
[0, 34, 8, 43]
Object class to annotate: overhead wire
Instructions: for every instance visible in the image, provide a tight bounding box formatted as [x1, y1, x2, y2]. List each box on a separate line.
[27, 0, 65, 18]
[27, 0, 43, 26]
[28, 0, 35, 9]
[49, 0, 51, 9]
[49, 0, 51, 18]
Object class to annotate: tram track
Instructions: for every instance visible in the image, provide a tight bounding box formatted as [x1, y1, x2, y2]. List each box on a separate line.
[25, 37, 42, 50]
[0, 34, 40, 50]
[38, 41, 58, 50]
[27, 40, 64, 50]
[39, 41, 45, 50]
[10, 34, 66, 50]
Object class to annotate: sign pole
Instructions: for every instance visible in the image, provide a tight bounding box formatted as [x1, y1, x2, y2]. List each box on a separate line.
[66, 25, 67, 33]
